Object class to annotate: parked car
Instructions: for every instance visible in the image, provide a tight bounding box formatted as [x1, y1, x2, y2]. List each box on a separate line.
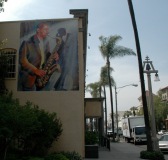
[159, 134, 168, 152]
[107, 131, 115, 138]
[158, 130, 166, 135]
[107, 129, 123, 138]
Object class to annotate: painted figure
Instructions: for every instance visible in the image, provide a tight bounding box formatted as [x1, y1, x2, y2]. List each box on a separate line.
[18, 22, 58, 91]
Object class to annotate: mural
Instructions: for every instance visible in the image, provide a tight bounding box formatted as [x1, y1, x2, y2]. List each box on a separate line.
[18, 19, 79, 91]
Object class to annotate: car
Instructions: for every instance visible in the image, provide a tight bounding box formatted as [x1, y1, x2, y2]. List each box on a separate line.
[107, 131, 114, 138]
[158, 130, 166, 135]
[159, 134, 168, 152]
[107, 129, 123, 138]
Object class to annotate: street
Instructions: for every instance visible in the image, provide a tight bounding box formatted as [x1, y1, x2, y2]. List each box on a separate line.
[85, 139, 168, 160]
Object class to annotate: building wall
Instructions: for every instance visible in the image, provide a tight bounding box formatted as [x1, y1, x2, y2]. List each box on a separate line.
[161, 87, 168, 101]
[85, 101, 102, 118]
[0, 18, 85, 156]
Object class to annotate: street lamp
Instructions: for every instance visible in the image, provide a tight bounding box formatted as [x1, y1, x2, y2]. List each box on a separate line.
[114, 83, 138, 140]
[143, 56, 160, 151]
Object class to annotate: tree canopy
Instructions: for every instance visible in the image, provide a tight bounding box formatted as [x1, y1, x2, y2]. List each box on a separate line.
[100, 65, 115, 87]
[0, 93, 63, 159]
[99, 35, 136, 60]
[86, 82, 101, 98]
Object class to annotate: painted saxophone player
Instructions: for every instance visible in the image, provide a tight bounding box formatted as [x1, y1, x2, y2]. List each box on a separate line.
[35, 28, 66, 89]
[18, 20, 79, 91]
[18, 22, 65, 91]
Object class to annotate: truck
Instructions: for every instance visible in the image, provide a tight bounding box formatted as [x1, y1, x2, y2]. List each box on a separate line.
[122, 116, 147, 144]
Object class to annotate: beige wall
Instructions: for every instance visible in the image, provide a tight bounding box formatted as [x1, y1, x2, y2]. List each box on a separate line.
[0, 19, 85, 156]
[85, 100, 103, 118]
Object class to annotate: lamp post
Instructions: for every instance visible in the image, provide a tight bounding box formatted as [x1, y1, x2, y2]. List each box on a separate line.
[143, 56, 160, 151]
[115, 83, 138, 140]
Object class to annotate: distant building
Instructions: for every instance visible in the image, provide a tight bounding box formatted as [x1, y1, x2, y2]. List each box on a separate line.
[117, 111, 125, 128]
[107, 111, 125, 130]
[159, 86, 168, 102]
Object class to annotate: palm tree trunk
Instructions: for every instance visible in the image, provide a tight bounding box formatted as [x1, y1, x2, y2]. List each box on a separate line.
[103, 85, 108, 135]
[107, 57, 115, 142]
[127, 0, 152, 151]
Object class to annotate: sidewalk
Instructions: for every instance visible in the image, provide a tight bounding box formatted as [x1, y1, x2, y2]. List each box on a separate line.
[97, 142, 144, 160]
[85, 140, 168, 160]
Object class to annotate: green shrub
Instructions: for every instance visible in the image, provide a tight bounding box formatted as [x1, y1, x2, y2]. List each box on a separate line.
[85, 131, 99, 145]
[45, 153, 68, 160]
[0, 93, 63, 159]
[6, 154, 45, 160]
[5, 153, 20, 160]
[27, 158, 44, 160]
[60, 151, 82, 160]
[140, 150, 165, 160]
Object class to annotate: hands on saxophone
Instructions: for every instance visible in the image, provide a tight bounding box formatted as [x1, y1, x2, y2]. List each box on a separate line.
[35, 28, 66, 89]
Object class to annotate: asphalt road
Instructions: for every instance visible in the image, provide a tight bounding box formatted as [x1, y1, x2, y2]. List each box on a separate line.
[85, 138, 168, 160]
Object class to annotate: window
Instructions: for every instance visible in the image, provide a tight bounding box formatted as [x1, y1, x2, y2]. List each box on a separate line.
[0, 48, 17, 78]
[162, 94, 168, 101]
[135, 127, 146, 135]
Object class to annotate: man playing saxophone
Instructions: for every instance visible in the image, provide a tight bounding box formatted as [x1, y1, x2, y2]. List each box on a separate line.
[18, 22, 59, 91]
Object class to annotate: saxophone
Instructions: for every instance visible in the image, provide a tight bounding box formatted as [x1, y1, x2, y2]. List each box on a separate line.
[35, 28, 66, 89]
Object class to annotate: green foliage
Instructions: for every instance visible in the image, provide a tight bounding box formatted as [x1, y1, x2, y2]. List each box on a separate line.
[136, 107, 144, 116]
[60, 151, 82, 160]
[86, 82, 101, 98]
[99, 35, 136, 59]
[123, 110, 132, 118]
[7, 151, 82, 160]
[45, 153, 68, 160]
[140, 150, 165, 160]
[5, 153, 20, 160]
[22, 157, 44, 160]
[85, 131, 99, 145]
[28, 158, 44, 160]
[154, 95, 168, 130]
[100, 65, 115, 87]
[0, 40, 12, 94]
[0, 93, 63, 159]
[16, 157, 44, 160]
[22, 102, 63, 156]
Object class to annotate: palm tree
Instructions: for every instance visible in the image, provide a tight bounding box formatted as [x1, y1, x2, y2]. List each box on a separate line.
[130, 106, 138, 116]
[99, 35, 136, 141]
[86, 82, 102, 132]
[127, 0, 153, 151]
[100, 65, 115, 87]
[100, 65, 115, 135]
[86, 82, 101, 98]
[123, 110, 132, 118]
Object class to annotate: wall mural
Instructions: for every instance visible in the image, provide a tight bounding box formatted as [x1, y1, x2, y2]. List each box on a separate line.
[18, 19, 79, 91]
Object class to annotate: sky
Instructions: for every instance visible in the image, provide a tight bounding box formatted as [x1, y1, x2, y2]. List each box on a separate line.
[0, 0, 168, 117]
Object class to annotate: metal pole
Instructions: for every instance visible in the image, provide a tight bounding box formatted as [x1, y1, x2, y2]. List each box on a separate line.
[115, 86, 119, 141]
[114, 84, 137, 141]
[147, 73, 159, 151]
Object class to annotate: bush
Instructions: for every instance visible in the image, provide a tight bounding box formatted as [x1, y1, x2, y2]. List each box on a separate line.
[60, 151, 82, 160]
[0, 93, 63, 159]
[27, 158, 44, 160]
[5, 153, 20, 160]
[23, 103, 63, 156]
[140, 150, 165, 160]
[85, 131, 99, 145]
[45, 153, 68, 160]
